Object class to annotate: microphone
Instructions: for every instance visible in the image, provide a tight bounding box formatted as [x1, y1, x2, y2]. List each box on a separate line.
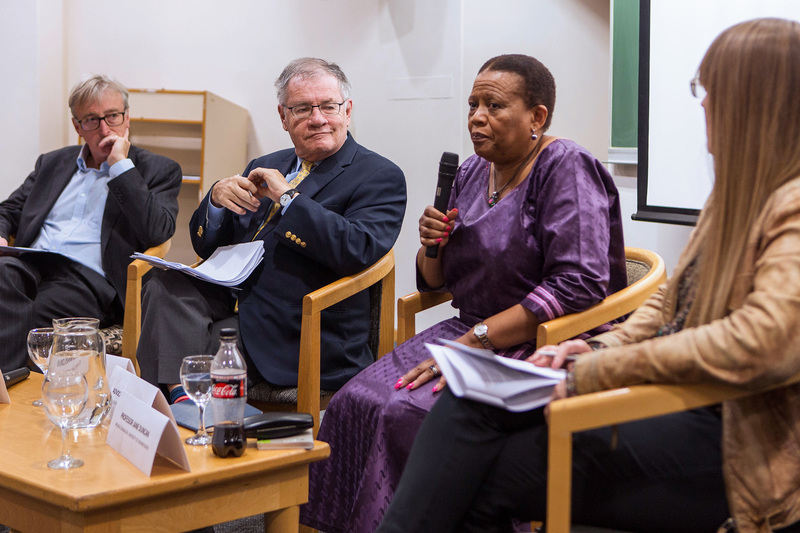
[425, 152, 459, 258]
[3, 367, 30, 389]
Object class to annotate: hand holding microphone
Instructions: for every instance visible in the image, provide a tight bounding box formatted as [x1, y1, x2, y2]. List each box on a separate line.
[424, 152, 459, 258]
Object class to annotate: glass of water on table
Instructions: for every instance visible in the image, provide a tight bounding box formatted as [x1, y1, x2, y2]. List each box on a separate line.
[27, 327, 55, 406]
[180, 355, 214, 445]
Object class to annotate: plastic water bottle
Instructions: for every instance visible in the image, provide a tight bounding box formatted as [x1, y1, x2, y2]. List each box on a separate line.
[210, 328, 247, 457]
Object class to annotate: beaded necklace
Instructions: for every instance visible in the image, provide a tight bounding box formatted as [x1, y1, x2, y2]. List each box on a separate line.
[486, 141, 541, 207]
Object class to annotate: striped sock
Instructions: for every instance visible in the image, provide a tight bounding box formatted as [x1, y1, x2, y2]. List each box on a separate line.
[169, 386, 189, 404]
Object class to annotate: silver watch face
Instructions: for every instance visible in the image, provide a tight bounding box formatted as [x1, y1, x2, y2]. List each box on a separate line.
[474, 323, 488, 337]
[280, 192, 293, 206]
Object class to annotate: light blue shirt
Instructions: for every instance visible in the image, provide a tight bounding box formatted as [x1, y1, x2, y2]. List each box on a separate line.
[30, 145, 134, 277]
[205, 157, 304, 233]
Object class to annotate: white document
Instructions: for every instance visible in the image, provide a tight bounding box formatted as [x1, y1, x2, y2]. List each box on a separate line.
[427, 339, 566, 412]
[131, 241, 264, 287]
[0, 367, 9, 404]
[107, 389, 190, 476]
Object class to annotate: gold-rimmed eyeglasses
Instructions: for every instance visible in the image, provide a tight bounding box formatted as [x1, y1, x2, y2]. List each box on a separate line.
[284, 102, 345, 120]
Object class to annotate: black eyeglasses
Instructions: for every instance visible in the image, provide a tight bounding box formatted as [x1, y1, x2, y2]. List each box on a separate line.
[690, 75, 706, 99]
[75, 110, 127, 131]
[284, 102, 346, 119]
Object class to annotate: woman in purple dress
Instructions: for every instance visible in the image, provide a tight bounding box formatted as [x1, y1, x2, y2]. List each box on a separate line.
[300, 54, 627, 533]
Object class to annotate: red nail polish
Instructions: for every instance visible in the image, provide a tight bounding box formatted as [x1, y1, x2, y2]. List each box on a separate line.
[443, 232, 449, 237]
[442, 216, 449, 223]
[406, 383, 414, 390]
[432, 385, 439, 393]
[394, 379, 403, 390]
[436, 237, 442, 243]
[446, 226, 451, 231]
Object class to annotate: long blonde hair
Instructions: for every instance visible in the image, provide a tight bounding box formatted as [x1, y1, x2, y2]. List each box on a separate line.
[686, 18, 800, 326]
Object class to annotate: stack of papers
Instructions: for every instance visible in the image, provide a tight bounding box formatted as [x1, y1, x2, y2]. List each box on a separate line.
[427, 339, 566, 412]
[131, 241, 264, 287]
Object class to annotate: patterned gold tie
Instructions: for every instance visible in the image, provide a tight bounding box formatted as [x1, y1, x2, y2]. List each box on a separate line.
[251, 159, 314, 241]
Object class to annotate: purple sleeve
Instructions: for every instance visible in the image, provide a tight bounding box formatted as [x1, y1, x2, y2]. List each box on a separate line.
[520, 144, 619, 323]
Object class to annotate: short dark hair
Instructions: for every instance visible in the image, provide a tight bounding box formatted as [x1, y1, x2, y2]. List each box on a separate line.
[479, 54, 556, 131]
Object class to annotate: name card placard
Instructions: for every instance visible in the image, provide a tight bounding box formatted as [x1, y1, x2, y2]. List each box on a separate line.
[108, 366, 175, 425]
[105, 354, 136, 377]
[107, 389, 190, 476]
[0, 367, 9, 404]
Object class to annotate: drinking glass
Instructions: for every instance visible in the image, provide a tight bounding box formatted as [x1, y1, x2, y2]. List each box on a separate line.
[41, 371, 88, 469]
[27, 327, 55, 406]
[180, 355, 214, 445]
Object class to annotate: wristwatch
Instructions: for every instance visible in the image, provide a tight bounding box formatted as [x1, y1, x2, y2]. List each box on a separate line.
[279, 189, 299, 207]
[473, 322, 495, 350]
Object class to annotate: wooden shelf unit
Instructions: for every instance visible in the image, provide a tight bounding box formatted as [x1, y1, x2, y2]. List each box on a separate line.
[126, 89, 249, 263]
[127, 89, 248, 194]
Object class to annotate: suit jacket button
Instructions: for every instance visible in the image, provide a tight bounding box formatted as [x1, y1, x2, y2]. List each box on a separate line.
[197, 226, 203, 237]
[300, 241, 306, 248]
[285, 231, 292, 239]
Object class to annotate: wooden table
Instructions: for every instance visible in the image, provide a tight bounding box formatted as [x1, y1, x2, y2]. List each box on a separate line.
[0, 373, 330, 532]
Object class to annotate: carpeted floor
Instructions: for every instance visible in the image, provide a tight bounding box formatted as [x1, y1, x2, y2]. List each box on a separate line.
[212, 515, 264, 532]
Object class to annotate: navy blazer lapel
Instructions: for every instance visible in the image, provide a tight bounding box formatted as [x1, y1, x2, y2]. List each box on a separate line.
[242, 152, 297, 240]
[296, 134, 358, 199]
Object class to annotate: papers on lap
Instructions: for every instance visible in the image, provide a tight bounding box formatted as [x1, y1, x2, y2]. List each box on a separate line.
[0, 245, 58, 257]
[426, 339, 566, 412]
[131, 242, 264, 287]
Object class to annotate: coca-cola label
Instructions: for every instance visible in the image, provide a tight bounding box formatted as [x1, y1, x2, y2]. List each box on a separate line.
[211, 374, 246, 399]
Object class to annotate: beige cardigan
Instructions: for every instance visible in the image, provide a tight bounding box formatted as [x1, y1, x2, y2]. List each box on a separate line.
[574, 178, 800, 532]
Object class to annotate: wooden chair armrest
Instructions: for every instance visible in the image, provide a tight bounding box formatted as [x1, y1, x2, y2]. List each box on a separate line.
[545, 374, 800, 533]
[396, 291, 453, 345]
[297, 250, 395, 435]
[536, 248, 667, 348]
[122, 240, 172, 375]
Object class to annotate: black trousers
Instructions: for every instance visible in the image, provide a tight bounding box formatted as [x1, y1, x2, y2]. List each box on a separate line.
[136, 269, 258, 386]
[378, 389, 729, 533]
[0, 253, 119, 373]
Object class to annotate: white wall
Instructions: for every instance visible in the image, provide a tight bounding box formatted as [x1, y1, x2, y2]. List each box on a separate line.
[0, 0, 691, 331]
[0, 0, 66, 200]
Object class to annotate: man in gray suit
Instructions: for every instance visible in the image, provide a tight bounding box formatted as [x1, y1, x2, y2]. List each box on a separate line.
[0, 75, 182, 373]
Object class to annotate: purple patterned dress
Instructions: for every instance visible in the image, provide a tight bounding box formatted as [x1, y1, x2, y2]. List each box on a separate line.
[300, 139, 627, 533]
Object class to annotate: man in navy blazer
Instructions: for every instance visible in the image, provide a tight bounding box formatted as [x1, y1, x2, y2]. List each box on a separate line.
[0, 75, 182, 373]
[137, 58, 406, 399]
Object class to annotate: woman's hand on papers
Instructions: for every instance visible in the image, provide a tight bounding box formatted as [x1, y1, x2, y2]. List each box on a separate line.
[527, 339, 592, 370]
[395, 356, 448, 394]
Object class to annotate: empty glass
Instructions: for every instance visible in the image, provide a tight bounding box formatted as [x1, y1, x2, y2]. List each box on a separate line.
[42, 371, 88, 469]
[180, 355, 214, 445]
[26, 327, 55, 406]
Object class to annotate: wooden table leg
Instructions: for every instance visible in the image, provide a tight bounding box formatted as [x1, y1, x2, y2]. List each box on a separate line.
[264, 505, 300, 533]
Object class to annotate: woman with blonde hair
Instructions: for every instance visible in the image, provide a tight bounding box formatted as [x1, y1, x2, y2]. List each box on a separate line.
[378, 18, 800, 533]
